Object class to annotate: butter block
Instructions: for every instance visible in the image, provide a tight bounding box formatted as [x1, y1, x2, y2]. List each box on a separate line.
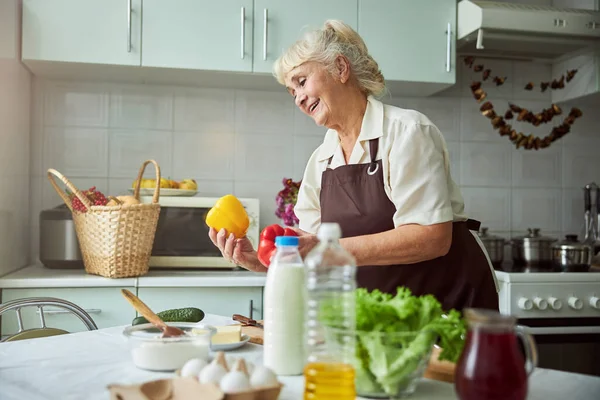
[211, 325, 241, 345]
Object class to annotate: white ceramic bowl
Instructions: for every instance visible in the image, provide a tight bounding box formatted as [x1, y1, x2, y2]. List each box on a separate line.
[123, 322, 216, 371]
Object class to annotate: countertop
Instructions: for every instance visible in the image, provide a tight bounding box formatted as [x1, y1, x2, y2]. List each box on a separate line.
[0, 264, 267, 289]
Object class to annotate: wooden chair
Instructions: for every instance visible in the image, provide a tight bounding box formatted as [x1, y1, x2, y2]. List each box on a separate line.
[0, 297, 98, 342]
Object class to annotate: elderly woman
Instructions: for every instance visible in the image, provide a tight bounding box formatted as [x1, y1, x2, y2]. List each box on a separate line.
[210, 20, 498, 312]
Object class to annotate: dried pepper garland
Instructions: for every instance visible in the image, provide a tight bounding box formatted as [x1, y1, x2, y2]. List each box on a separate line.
[464, 56, 583, 150]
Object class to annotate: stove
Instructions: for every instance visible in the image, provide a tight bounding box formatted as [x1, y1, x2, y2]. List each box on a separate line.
[495, 269, 600, 377]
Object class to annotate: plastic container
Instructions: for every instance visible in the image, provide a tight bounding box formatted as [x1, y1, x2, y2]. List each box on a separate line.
[122, 322, 215, 371]
[263, 235, 306, 376]
[303, 223, 357, 400]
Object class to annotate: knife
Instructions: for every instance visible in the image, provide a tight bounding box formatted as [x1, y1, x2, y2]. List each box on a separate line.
[233, 314, 264, 329]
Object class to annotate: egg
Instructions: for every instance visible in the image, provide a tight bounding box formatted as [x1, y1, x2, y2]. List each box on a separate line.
[250, 365, 279, 388]
[220, 370, 251, 393]
[198, 358, 227, 385]
[180, 358, 207, 378]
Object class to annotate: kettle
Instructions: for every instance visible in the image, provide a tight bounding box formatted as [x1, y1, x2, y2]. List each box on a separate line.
[39, 204, 84, 269]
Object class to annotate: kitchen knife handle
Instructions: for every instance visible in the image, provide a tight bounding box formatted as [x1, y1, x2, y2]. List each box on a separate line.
[233, 313, 256, 326]
[584, 184, 592, 212]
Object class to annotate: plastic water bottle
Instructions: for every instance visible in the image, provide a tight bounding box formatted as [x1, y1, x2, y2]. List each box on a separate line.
[263, 235, 306, 376]
[303, 223, 357, 400]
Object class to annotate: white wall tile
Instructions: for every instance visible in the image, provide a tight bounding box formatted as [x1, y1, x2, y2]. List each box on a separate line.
[292, 136, 323, 181]
[446, 142, 461, 185]
[174, 88, 234, 132]
[293, 107, 327, 137]
[460, 142, 512, 186]
[173, 131, 235, 180]
[234, 134, 293, 181]
[413, 98, 461, 142]
[512, 188, 562, 232]
[194, 180, 235, 197]
[30, 79, 44, 177]
[110, 86, 173, 130]
[235, 90, 294, 134]
[460, 97, 505, 143]
[562, 145, 600, 188]
[461, 59, 514, 99]
[511, 144, 561, 188]
[44, 81, 108, 127]
[44, 127, 108, 177]
[108, 130, 173, 179]
[462, 187, 512, 231]
[234, 179, 285, 230]
[562, 188, 586, 238]
[512, 62, 552, 101]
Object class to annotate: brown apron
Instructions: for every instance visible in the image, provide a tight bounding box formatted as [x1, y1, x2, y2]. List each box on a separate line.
[320, 138, 499, 312]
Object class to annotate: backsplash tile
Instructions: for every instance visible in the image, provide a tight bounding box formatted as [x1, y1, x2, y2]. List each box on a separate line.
[28, 61, 600, 262]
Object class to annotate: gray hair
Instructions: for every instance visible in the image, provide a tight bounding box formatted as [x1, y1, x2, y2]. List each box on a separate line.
[272, 20, 386, 98]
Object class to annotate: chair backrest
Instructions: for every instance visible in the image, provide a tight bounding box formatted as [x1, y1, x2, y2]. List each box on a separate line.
[0, 297, 98, 342]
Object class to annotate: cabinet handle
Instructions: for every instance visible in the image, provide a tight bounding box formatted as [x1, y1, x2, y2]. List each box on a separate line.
[445, 22, 452, 73]
[263, 8, 268, 61]
[587, 21, 599, 30]
[241, 7, 246, 59]
[249, 299, 254, 320]
[127, 0, 132, 53]
[37, 308, 102, 315]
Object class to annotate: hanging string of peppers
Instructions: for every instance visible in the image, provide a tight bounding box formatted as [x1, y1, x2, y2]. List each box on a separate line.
[464, 56, 584, 150]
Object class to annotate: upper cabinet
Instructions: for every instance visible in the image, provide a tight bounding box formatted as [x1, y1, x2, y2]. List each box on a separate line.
[252, 0, 358, 74]
[22, 0, 142, 66]
[358, 0, 456, 85]
[142, 0, 253, 72]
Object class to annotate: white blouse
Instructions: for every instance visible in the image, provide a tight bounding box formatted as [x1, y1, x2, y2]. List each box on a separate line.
[295, 95, 469, 235]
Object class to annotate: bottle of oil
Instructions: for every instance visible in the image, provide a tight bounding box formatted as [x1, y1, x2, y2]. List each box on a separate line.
[303, 223, 357, 400]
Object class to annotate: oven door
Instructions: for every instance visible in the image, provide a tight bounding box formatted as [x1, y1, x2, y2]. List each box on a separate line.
[519, 317, 600, 377]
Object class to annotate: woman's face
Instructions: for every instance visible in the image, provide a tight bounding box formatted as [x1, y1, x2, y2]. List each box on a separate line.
[284, 61, 347, 127]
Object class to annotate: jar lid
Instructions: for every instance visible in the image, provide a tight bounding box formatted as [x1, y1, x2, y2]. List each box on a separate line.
[552, 235, 592, 251]
[512, 228, 557, 243]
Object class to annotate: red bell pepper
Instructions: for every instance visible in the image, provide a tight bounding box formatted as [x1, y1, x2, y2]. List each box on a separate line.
[257, 224, 298, 268]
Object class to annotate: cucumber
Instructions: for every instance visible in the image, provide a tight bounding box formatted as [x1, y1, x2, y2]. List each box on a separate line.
[132, 307, 205, 325]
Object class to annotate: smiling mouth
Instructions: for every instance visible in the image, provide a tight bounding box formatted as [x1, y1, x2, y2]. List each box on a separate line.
[309, 100, 320, 114]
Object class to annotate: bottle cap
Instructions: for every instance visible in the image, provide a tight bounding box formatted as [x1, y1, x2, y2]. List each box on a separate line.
[275, 236, 299, 246]
[317, 223, 342, 240]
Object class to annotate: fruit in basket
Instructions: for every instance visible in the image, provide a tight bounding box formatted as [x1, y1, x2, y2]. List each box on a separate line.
[179, 179, 198, 191]
[106, 195, 141, 207]
[70, 186, 108, 212]
[205, 194, 249, 239]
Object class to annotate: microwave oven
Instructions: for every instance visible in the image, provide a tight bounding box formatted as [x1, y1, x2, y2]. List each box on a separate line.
[139, 195, 260, 269]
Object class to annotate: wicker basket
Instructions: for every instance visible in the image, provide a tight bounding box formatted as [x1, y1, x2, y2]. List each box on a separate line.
[47, 160, 161, 279]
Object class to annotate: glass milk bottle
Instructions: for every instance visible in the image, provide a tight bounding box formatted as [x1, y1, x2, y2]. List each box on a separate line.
[303, 223, 357, 400]
[263, 236, 306, 375]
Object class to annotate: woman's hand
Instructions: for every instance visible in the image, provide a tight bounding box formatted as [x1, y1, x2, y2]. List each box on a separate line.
[288, 227, 320, 258]
[209, 228, 267, 273]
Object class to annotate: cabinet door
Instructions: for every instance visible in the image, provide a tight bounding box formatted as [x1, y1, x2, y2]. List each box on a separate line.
[137, 287, 263, 321]
[142, 0, 253, 72]
[0, 287, 137, 337]
[253, 0, 358, 73]
[22, 0, 142, 65]
[358, 0, 456, 84]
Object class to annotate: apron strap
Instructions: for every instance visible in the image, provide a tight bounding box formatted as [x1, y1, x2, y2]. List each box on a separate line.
[369, 138, 379, 163]
[466, 218, 481, 231]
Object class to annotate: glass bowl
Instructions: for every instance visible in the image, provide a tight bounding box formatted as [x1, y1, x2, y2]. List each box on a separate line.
[324, 327, 437, 399]
[123, 322, 216, 371]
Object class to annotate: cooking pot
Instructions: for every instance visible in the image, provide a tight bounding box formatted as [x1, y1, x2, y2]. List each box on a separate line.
[477, 227, 506, 269]
[511, 228, 557, 268]
[551, 235, 592, 272]
[39, 204, 84, 269]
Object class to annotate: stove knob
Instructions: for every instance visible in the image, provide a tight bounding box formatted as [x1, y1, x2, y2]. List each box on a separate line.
[518, 297, 533, 311]
[533, 297, 548, 310]
[590, 296, 600, 310]
[547, 297, 562, 310]
[568, 296, 583, 310]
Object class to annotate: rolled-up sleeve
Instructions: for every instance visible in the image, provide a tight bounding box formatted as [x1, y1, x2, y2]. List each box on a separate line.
[388, 122, 454, 227]
[294, 149, 322, 234]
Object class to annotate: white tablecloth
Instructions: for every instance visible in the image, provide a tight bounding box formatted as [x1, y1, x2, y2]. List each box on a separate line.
[1, 314, 599, 400]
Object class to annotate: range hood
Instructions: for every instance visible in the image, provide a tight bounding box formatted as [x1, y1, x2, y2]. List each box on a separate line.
[457, 1, 600, 62]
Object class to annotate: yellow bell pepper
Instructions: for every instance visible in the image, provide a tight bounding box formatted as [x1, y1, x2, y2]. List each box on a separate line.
[205, 194, 250, 239]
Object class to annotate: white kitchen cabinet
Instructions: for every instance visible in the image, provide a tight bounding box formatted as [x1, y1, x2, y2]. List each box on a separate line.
[136, 287, 263, 321]
[358, 0, 456, 85]
[252, 0, 358, 74]
[22, 0, 142, 66]
[0, 287, 137, 336]
[142, 0, 253, 72]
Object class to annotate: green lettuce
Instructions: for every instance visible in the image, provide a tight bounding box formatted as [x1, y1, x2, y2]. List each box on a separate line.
[322, 287, 466, 396]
